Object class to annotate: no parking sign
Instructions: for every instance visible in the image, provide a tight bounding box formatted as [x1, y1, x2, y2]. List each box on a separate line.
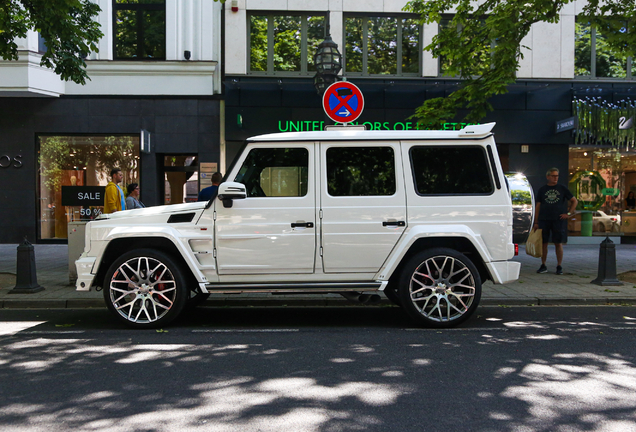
[322, 81, 365, 124]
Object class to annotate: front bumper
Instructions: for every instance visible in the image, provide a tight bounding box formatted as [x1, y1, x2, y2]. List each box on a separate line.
[75, 256, 97, 291]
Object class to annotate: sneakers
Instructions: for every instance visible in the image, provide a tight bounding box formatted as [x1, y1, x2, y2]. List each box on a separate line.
[537, 264, 548, 274]
[556, 265, 563, 275]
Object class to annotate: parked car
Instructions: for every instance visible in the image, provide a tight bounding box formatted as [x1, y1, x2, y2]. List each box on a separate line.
[75, 123, 520, 329]
[593, 210, 620, 232]
[505, 173, 534, 244]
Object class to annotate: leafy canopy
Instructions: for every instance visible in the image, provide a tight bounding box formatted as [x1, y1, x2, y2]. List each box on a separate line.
[403, 0, 636, 127]
[0, 0, 225, 85]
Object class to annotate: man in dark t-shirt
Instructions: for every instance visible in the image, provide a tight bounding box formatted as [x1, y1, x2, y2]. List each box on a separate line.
[198, 172, 223, 202]
[533, 168, 578, 275]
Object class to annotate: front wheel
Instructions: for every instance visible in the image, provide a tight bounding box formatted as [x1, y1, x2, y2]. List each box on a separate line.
[398, 248, 481, 328]
[103, 249, 189, 329]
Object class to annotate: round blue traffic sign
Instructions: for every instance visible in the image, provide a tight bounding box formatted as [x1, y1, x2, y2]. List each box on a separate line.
[322, 81, 365, 123]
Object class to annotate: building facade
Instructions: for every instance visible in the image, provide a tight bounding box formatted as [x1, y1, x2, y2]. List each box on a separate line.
[0, 0, 223, 243]
[224, 0, 636, 241]
[1, 0, 635, 244]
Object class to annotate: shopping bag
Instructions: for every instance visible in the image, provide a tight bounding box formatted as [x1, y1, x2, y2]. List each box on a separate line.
[525, 229, 543, 258]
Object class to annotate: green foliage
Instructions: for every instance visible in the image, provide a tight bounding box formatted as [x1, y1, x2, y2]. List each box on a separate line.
[403, 0, 636, 127]
[0, 0, 103, 84]
[40, 136, 138, 190]
[0, 0, 224, 83]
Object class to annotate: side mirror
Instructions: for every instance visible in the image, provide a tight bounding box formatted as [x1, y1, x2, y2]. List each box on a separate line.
[217, 182, 247, 208]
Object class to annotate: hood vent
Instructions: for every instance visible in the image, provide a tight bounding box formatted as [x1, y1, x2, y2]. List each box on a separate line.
[168, 213, 195, 223]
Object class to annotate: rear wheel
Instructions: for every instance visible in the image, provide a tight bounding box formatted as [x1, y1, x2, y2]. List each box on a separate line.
[398, 248, 481, 328]
[103, 249, 188, 329]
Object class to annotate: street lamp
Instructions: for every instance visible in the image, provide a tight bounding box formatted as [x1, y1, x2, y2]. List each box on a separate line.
[313, 34, 342, 94]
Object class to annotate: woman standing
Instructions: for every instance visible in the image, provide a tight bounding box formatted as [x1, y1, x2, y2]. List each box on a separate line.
[125, 183, 145, 209]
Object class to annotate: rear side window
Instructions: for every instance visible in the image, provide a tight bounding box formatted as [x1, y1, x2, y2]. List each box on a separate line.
[326, 146, 396, 196]
[410, 146, 493, 195]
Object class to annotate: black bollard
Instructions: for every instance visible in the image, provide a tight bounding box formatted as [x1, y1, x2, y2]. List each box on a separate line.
[591, 236, 623, 286]
[9, 238, 45, 294]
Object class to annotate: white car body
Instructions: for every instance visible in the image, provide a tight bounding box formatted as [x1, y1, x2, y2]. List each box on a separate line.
[76, 122, 520, 328]
[593, 210, 620, 232]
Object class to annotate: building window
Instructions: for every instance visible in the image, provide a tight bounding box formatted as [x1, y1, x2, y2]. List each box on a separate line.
[114, 0, 166, 60]
[575, 20, 633, 79]
[249, 13, 327, 75]
[38, 136, 140, 240]
[344, 15, 421, 76]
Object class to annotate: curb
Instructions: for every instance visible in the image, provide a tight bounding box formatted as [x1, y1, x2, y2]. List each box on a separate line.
[2, 297, 636, 309]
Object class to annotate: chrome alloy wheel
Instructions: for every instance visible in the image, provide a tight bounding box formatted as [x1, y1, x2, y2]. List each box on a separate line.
[408, 255, 476, 323]
[108, 256, 178, 324]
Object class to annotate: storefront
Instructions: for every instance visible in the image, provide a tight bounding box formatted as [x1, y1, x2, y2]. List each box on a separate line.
[567, 96, 636, 239]
[0, 96, 221, 244]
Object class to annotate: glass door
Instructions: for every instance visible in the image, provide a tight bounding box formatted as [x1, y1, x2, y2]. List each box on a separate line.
[162, 155, 199, 204]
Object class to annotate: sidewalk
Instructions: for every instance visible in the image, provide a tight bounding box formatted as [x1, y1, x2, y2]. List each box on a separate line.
[1, 243, 636, 308]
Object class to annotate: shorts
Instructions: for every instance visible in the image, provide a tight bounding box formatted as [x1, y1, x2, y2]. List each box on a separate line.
[539, 219, 567, 244]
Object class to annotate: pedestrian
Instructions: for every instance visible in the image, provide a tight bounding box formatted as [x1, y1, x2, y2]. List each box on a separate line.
[104, 167, 126, 213]
[198, 172, 223, 202]
[126, 183, 145, 209]
[626, 191, 635, 210]
[533, 167, 578, 275]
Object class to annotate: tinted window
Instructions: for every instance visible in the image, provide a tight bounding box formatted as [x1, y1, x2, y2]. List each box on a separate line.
[235, 148, 308, 197]
[326, 147, 396, 196]
[410, 146, 493, 195]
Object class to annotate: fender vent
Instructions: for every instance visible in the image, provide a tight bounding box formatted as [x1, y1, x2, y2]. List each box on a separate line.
[168, 213, 195, 223]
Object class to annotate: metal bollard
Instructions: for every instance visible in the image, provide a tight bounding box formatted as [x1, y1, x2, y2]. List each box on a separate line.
[591, 236, 623, 286]
[8, 238, 45, 294]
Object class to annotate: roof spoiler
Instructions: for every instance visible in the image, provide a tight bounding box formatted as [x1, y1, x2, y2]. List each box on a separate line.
[458, 122, 495, 137]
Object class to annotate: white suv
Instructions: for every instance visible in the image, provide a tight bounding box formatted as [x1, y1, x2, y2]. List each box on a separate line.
[76, 123, 520, 328]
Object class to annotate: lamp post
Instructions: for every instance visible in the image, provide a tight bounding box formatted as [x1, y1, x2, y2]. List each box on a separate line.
[313, 34, 342, 95]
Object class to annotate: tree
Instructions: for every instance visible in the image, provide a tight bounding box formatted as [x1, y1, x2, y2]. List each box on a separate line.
[0, 0, 225, 85]
[0, 0, 103, 84]
[403, 0, 636, 127]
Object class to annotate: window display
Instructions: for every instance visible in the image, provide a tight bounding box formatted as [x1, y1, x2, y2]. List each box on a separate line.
[38, 135, 140, 240]
[568, 147, 636, 236]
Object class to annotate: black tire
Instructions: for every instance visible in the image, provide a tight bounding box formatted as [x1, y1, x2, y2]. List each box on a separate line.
[103, 249, 189, 329]
[598, 223, 606, 233]
[397, 248, 481, 328]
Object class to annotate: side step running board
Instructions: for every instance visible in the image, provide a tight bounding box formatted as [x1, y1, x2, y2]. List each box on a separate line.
[204, 281, 385, 294]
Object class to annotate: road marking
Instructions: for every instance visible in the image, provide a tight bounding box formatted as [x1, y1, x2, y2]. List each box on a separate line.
[192, 329, 300, 333]
[405, 327, 509, 331]
[21, 331, 86, 334]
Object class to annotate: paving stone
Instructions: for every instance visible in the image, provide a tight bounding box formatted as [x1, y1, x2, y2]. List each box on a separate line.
[1, 243, 635, 308]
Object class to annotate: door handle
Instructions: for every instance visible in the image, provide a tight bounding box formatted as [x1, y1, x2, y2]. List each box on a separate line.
[291, 222, 314, 228]
[382, 221, 406, 227]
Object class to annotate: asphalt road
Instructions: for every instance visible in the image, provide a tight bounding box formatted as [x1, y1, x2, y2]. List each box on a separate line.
[1, 306, 636, 432]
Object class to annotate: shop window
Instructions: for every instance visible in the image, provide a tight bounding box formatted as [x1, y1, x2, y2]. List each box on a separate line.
[575, 19, 633, 79]
[410, 146, 493, 195]
[249, 13, 326, 75]
[114, 0, 166, 60]
[234, 148, 309, 197]
[38, 136, 140, 240]
[568, 147, 636, 236]
[326, 147, 396, 196]
[345, 15, 420, 76]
